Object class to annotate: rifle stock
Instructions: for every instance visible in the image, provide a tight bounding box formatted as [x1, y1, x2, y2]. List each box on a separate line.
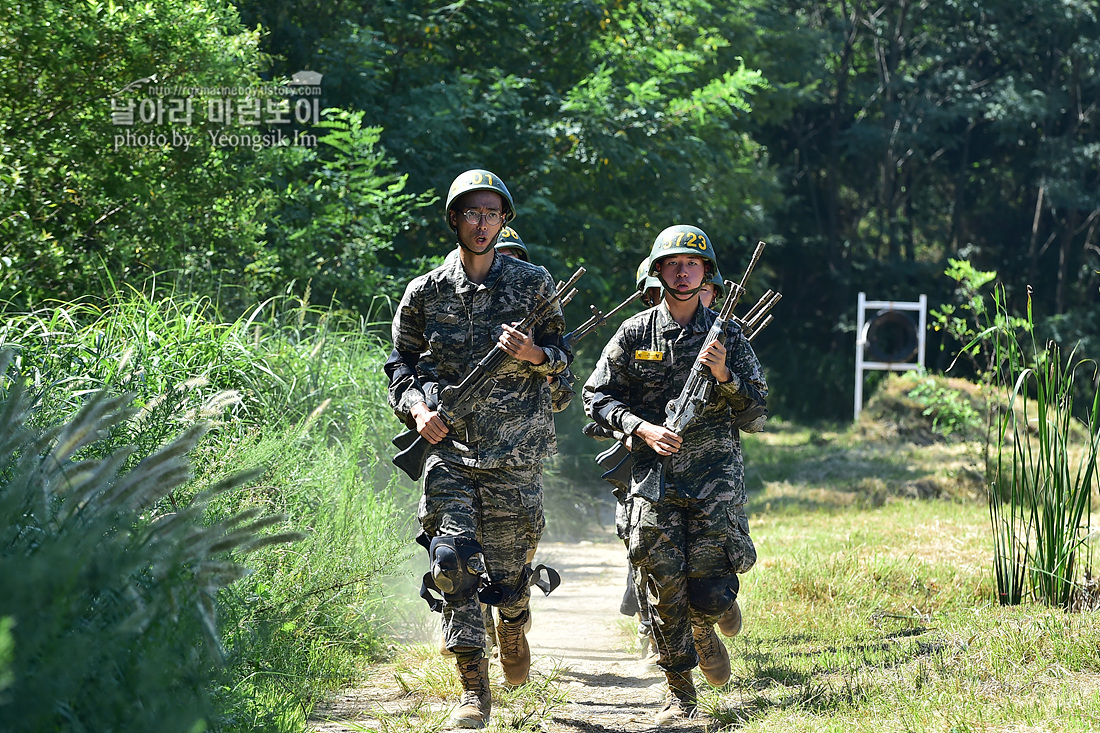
[392, 427, 419, 452]
[596, 441, 632, 488]
[392, 434, 430, 480]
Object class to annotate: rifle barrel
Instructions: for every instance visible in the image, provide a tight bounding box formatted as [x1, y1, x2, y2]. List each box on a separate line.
[746, 314, 773, 342]
[741, 289, 775, 324]
[567, 288, 646, 346]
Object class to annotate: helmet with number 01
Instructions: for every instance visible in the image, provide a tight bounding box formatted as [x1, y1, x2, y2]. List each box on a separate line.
[495, 226, 529, 261]
[647, 225, 717, 274]
[445, 169, 516, 231]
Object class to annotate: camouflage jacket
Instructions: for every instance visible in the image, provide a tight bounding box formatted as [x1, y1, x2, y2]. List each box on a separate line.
[387, 249, 571, 468]
[582, 301, 767, 502]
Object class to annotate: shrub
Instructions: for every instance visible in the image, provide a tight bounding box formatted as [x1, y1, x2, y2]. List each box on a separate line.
[0, 349, 300, 732]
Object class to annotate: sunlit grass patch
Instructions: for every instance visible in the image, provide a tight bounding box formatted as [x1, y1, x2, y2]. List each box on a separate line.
[708, 475, 1100, 732]
[710, 602, 1100, 732]
[356, 644, 571, 733]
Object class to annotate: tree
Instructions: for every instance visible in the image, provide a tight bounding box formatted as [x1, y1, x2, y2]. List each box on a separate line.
[0, 0, 277, 308]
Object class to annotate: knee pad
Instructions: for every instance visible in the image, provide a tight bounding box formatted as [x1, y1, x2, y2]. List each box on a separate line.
[687, 573, 740, 616]
[430, 536, 486, 597]
[419, 535, 487, 612]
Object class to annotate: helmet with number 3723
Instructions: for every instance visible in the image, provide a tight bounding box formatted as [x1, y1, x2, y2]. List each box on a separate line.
[647, 225, 717, 275]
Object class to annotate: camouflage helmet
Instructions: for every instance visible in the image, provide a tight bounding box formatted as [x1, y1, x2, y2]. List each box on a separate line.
[495, 226, 529, 261]
[707, 267, 726, 299]
[647, 225, 717, 274]
[634, 256, 661, 293]
[444, 169, 516, 231]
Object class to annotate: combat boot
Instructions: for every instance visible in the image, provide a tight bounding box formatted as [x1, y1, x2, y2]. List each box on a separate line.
[495, 609, 531, 686]
[655, 669, 697, 725]
[691, 623, 731, 687]
[717, 600, 742, 637]
[449, 652, 491, 729]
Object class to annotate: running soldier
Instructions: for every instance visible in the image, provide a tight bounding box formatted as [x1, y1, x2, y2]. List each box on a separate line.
[583, 225, 766, 724]
[386, 170, 571, 729]
[615, 260, 731, 661]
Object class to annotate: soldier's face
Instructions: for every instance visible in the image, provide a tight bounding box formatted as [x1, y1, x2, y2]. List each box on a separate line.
[655, 254, 706, 294]
[699, 283, 717, 308]
[451, 191, 504, 253]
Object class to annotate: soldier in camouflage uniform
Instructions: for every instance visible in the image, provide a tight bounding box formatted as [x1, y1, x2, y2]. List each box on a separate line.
[637, 255, 663, 307]
[386, 170, 571, 729]
[583, 225, 766, 725]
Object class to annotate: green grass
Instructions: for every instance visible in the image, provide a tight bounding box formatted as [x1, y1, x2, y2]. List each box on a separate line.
[370, 644, 569, 733]
[692, 410, 1100, 732]
[0, 288, 421, 732]
[341, 374, 1099, 733]
[5, 284, 1097, 733]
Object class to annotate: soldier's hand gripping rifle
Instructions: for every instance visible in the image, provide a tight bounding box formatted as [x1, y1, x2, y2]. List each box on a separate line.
[391, 267, 586, 481]
[596, 241, 767, 495]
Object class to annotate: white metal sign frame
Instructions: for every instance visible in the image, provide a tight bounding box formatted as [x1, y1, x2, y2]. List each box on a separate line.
[854, 292, 927, 420]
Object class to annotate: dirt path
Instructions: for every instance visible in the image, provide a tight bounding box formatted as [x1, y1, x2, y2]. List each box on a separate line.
[310, 532, 707, 732]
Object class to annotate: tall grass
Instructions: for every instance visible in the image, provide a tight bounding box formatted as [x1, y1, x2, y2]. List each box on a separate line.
[0, 286, 418, 730]
[982, 287, 1099, 608]
[0, 349, 302, 733]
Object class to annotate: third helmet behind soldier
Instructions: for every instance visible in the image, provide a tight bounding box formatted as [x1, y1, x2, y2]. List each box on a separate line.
[700, 268, 725, 309]
[635, 256, 663, 307]
[495, 226, 530, 262]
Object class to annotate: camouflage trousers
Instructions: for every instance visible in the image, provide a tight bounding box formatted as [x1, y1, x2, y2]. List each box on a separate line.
[626, 485, 756, 673]
[420, 456, 545, 652]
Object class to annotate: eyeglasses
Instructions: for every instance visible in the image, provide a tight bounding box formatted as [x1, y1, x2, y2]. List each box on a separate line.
[461, 210, 504, 226]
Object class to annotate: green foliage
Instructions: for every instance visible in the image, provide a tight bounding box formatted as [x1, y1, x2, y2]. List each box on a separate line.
[981, 287, 1099, 608]
[931, 258, 1025, 379]
[0, 290, 417, 729]
[212, 409, 412, 728]
[239, 0, 778, 299]
[0, 0, 272, 308]
[258, 109, 436, 313]
[0, 349, 301, 733]
[902, 372, 983, 440]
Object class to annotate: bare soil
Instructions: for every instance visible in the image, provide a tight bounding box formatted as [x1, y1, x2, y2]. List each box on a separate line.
[310, 532, 709, 732]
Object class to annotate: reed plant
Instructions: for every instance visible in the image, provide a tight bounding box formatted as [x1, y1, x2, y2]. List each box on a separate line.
[0, 349, 302, 732]
[980, 287, 1099, 608]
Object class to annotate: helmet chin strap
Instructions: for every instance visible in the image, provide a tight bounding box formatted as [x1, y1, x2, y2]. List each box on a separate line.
[458, 237, 496, 256]
[657, 272, 704, 302]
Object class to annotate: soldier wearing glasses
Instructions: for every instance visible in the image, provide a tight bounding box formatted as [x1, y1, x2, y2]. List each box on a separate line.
[583, 225, 765, 725]
[385, 169, 571, 729]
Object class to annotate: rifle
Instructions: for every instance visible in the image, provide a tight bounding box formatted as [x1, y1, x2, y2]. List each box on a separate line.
[596, 241, 767, 496]
[392, 267, 586, 481]
[737, 289, 782, 342]
[564, 288, 647, 350]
